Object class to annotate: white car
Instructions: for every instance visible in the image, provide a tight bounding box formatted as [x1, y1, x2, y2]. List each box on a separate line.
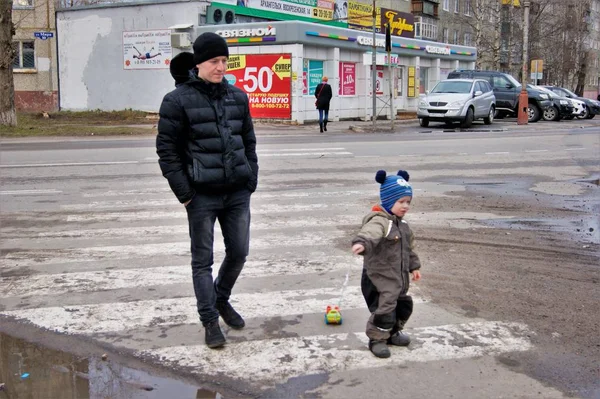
[417, 79, 496, 128]
[569, 98, 586, 119]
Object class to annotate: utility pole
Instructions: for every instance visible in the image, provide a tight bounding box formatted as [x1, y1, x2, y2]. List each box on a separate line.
[385, 23, 394, 130]
[517, 0, 530, 125]
[371, 0, 376, 128]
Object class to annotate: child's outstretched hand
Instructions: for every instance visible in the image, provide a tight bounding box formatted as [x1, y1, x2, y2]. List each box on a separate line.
[411, 270, 421, 281]
[352, 243, 365, 255]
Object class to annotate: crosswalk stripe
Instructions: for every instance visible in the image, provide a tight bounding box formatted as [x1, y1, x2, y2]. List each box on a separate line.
[0, 286, 426, 334]
[142, 321, 532, 383]
[0, 257, 363, 297]
[1, 231, 350, 267]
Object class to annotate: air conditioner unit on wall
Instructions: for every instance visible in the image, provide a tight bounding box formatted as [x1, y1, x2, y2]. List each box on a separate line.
[206, 6, 236, 25]
[171, 32, 192, 48]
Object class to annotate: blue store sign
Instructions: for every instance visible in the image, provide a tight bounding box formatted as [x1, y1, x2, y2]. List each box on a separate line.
[34, 31, 54, 40]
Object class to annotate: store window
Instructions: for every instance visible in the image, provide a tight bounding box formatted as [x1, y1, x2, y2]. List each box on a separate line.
[419, 67, 429, 94]
[12, 41, 35, 69]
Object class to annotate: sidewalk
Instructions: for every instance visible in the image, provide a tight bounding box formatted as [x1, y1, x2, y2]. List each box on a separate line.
[253, 118, 420, 135]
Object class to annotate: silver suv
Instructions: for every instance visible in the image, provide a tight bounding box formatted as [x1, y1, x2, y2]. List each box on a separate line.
[417, 79, 496, 128]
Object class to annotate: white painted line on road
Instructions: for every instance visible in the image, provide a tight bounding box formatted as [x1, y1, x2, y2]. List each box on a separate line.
[259, 152, 353, 157]
[0, 189, 62, 195]
[0, 286, 410, 334]
[0, 161, 139, 168]
[524, 150, 548, 153]
[1, 230, 348, 267]
[565, 147, 585, 151]
[143, 321, 533, 383]
[257, 148, 346, 152]
[63, 191, 369, 210]
[0, 257, 363, 297]
[62, 203, 334, 223]
[485, 152, 510, 155]
[5, 216, 358, 241]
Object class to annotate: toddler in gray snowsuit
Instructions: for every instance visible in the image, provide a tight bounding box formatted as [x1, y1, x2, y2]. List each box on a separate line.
[351, 170, 422, 358]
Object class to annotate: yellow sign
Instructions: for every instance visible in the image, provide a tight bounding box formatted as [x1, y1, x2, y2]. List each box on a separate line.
[530, 59, 543, 73]
[348, 1, 381, 31]
[501, 0, 520, 6]
[227, 55, 246, 71]
[272, 55, 291, 80]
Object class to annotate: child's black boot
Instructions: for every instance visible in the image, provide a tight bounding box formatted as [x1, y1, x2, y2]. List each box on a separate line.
[388, 331, 411, 346]
[369, 340, 391, 358]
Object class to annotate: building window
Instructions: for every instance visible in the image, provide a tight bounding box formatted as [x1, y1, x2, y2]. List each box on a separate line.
[12, 41, 35, 69]
[443, 0, 450, 11]
[465, 0, 472, 16]
[442, 28, 449, 43]
[454, 0, 460, 13]
[464, 32, 472, 46]
[453, 30, 459, 44]
[13, 0, 33, 7]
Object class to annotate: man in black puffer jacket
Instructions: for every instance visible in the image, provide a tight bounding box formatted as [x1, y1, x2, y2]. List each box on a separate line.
[156, 32, 258, 349]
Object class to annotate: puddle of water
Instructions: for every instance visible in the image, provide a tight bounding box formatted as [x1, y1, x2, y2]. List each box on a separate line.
[0, 332, 222, 398]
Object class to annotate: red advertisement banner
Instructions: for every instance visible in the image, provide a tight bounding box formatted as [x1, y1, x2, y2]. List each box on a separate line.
[339, 62, 356, 96]
[226, 53, 292, 119]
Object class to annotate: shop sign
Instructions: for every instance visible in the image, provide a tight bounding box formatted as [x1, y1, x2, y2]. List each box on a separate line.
[363, 52, 398, 66]
[380, 8, 414, 38]
[357, 36, 386, 47]
[123, 30, 172, 70]
[339, 62, 356, 96]
[348, 1, 382, 33]
[226, 54, 292, 119]
[215, 0, 335, 22]
[425, 45, 451, 55]
[216, 27, 276, 38]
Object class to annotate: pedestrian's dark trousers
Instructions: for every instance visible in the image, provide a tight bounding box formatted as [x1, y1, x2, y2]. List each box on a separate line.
[185, 189, 251, 326]
[361, 268, 413, 340]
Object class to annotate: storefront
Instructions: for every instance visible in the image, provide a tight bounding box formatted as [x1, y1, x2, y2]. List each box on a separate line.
[55, 2, 475, 123]
[195, 20, 476, 123]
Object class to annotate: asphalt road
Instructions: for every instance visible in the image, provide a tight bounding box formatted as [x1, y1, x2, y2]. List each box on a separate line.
[1, 120, 599, 398]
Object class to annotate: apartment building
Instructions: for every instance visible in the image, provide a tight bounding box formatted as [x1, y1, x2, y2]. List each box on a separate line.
[12, 0, 58, 111]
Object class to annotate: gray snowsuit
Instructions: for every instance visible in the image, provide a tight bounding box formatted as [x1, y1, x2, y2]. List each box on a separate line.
[352, 205, 422, 341]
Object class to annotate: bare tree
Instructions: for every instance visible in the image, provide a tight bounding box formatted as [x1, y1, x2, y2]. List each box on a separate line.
[0, 0, 17, 127]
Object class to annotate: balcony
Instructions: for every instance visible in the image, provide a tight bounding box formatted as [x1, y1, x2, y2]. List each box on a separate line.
[412, 0, 439, 18]
[415, 17, 438, 41]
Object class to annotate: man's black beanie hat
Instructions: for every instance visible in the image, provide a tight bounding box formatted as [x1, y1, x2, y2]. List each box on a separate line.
[193, 32, 229, 65]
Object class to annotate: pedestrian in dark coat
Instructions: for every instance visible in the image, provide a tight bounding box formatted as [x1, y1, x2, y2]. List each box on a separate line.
[351, 170, 422, 358]
[314, 76, 333, 133]
[156, 32, 258, 349]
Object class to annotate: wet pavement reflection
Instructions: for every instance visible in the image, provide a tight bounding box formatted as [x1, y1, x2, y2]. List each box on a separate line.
[0, 332, 222, 398]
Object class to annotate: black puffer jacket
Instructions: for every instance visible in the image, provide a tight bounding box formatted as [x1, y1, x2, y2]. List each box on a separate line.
[156, 67, 258, 204]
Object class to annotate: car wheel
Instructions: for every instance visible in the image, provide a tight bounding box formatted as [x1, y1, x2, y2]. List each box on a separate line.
[543, 106, 559, 121]
[460, 107, 474, 128]
[495, 110, 506, 119]
[577, 105, 589, 119]
[587, 113, 595, 119]
[419, 118, 429, 127]
[527, 103, 541, 122]
[564, 115, 574, 120]
[484, 106, 495, 125]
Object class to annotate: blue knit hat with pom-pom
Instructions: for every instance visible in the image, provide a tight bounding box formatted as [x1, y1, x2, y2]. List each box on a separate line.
[376, 170, 413, 213]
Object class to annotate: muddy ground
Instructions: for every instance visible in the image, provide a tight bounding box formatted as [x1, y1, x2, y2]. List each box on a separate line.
[409, 179, 599, 398]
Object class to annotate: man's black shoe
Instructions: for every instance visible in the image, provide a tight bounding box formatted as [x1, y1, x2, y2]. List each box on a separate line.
[388, 331, 411, 346]
[204, 320, 226, 348]
[216, 301, 245, 329]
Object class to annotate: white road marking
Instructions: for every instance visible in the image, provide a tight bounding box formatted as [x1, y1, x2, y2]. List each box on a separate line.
[259, 152, 352, 157]
[1, 231, 348, 267]
[63, 204, 333, 223]
[0, 161, 139, 168]
[257, 148, 346, 152]
[0, 189, 63, 195]
[565, 147, 585, 151]
[63, 191, 369, 210]
[484, 152, 510, 155]
[143, 322, 533, 383]
[524, 150, 548, 153]
[0, 286, 400, 334]
[0, 257, 363, 297]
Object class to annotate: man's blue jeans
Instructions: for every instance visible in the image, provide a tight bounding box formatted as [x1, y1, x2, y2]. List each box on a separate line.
[318, 109, 329, 124]
[185, 189, 251, 326]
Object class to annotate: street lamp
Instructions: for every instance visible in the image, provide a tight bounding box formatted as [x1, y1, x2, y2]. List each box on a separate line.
[517, 0, 531, 125]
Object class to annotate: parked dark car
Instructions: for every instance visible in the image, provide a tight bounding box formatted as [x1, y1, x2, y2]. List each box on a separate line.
[541, 85, 600, 119]
[529, 85, 574, 121]
[447, 70, 552, 122]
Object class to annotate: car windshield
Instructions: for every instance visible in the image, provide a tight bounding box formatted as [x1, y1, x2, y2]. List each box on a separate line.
[504, 74, 521, 87]
[431, 81, 473, 94]
[558, 87, 578, 97]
